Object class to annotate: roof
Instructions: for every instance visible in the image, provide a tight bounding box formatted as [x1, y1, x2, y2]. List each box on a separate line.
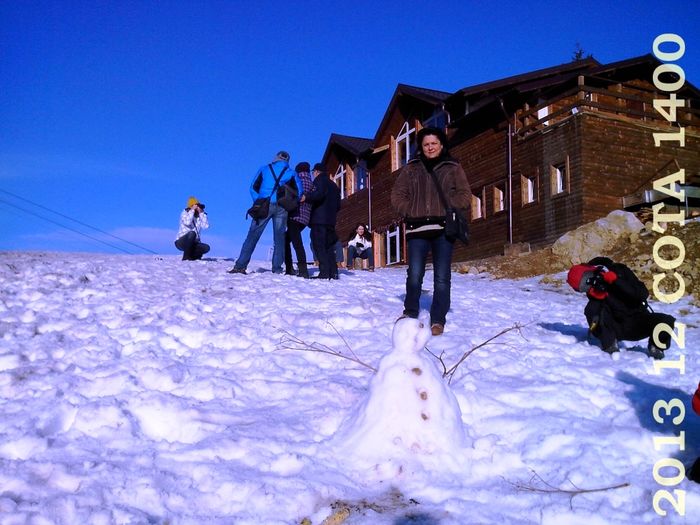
[451, 57, 600, 99]
[584, 53, 700, 97]
[448, 54, 700, 129]
[327, 133, 374, 156]
[393, 84, 452, 105]
[372, 83, 452, 143]
[320, 133, 374, 167]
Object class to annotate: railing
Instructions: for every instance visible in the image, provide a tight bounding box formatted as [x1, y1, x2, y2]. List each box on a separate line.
[514, 81, 699, 137]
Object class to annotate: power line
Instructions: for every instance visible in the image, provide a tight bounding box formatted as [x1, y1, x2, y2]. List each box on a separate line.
[0, 189, 158, 254]
[0, 198, 136, 254]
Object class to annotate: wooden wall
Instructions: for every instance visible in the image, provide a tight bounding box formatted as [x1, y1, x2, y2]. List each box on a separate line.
[330, 77, 700, 267]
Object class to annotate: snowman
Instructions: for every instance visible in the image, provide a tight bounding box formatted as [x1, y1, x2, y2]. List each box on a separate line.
[333, 316, 469, 478]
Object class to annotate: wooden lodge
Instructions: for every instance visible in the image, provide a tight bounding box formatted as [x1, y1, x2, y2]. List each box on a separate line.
[320, 55, 700, 268]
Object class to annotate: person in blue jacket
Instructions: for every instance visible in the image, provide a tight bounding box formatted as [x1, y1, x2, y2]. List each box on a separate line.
[229, 151, 302, 274]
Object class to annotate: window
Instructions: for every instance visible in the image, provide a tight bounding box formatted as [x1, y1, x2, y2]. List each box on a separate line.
[355, 162, 368, 191]
[550, 159, 569, 196]
[422, 108, 449, 130]
[334, 163, 346, 199]
[395, 121, 416, 169]
[471, 188, 484, 220]
[520, 172, 538, 205]
[386, 226, 401, 265]
[537, 105, 550, 126]
[493, 182, 506, 213]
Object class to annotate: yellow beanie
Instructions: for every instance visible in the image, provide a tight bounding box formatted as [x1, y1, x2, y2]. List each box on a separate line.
[187, 196, 199, 208]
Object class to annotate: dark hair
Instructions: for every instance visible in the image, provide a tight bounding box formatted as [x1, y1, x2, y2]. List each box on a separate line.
[295, 162, 310, 173]
[349, 222, 371, 241]
[415, 127, 449, 155]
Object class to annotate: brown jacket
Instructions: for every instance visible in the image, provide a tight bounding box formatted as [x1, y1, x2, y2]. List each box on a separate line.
[391, 157, 471, 220]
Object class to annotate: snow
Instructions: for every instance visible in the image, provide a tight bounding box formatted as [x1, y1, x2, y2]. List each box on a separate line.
[0, 250, 698, 525]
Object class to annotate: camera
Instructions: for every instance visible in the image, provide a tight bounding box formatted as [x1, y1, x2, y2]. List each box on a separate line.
[586, 271, 606, 291]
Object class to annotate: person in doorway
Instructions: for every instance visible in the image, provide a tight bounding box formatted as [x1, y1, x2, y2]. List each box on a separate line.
[303, 163, 341, 280]
[175, 196, 210, 261]
[346, 223, 374, 271]
[229, 151, 301, 274]
[284, 162, 314, 278]
[391, 127, 471, 336]
[567, 256, 676, 359]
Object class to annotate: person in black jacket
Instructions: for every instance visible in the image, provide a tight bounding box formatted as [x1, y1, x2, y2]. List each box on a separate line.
[567, 256, 676, 359]
[302, 163, 341, 280]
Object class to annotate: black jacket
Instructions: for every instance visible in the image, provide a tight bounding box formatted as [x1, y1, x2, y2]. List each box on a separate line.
[305, 173, 341, 226]
[586, 262, 649, 323]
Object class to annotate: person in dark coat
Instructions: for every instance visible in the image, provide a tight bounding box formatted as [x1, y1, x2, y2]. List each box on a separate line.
[390, 127, 471, 336]
[567, 256, 676, 359]
[284, 162, 314, 278]
[302, 163, 341, 280]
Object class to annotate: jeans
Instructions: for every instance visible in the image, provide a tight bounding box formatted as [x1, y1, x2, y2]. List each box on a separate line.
[234, 202, 288, 273]
[403, 234, 454, 325]
[175, 232, 210, 261]
[347, 245, 374, 269]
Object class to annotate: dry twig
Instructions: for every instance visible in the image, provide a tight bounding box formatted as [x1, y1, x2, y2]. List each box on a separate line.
[440, 323, 527, 384]
[276, 326, 377, 372]
[504, 469, 630, 510]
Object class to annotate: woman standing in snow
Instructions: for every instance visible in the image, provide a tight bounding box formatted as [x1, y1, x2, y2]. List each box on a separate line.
[346, 223, 374, 271]
[175, 196, 210, 261]
[391, 127, 471, 336]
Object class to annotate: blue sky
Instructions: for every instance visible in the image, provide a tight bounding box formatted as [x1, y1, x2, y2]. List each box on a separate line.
[1, 0, 698, 257]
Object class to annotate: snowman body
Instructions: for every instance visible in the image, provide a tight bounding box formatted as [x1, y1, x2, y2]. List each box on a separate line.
[334, 317, 467, 470]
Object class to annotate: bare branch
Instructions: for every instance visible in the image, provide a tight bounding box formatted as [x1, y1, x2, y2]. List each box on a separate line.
[326, 321, 363, 364]
[503, 469, 629, 510]
[423, 347, 448, 376]
[276, 328, 377, 372]
[443, 323, 528, 384]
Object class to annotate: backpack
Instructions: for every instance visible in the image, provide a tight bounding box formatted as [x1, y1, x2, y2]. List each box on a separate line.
[277, 178, 299, 212]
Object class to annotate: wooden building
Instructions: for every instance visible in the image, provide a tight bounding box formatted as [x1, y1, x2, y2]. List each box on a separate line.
[321, 55, 700, 267]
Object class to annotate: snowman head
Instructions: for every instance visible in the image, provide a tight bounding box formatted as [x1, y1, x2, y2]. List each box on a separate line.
[392, 317, 431, 354]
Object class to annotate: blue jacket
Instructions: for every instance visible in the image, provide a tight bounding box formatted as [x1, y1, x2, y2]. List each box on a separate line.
[249, 160, 303, 204]
[305, 173, 341, 226]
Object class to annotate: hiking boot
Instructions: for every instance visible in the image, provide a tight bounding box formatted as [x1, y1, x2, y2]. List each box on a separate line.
[647, 343, 665, 360]
[431, 323, 444, 336]
[602, 340, 619, 355]
[227, 268, 246, 275]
